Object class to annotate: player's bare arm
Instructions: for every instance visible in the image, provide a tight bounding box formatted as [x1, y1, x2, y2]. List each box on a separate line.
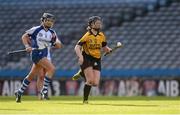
[74, 45, 83, 65]
[102, 46, 112, 53]
[21, 33, 32, 52]
[53, 38, 63, 49]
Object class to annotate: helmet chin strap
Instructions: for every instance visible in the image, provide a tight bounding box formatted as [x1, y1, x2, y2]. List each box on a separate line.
[94, 28, 100, 31]
[89, 28, 100, 36]
[42, 24, 51, 30]
[45, 25, 51, 29]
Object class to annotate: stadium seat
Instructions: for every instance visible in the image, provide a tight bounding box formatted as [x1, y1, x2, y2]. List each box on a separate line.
[0, 0, 179, 75]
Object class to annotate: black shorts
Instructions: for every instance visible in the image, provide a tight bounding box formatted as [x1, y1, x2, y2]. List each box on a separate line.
[80, 52, 101, 71]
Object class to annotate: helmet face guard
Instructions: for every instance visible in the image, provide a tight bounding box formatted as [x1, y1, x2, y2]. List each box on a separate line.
[41, 13, 55, 22]
[88, 16, 102, 31]
[88, 16, 102, 26]
[41, 13, 55, 29]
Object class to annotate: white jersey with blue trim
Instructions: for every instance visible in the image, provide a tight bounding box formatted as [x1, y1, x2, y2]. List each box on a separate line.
[26, 25, 57, 49]
[47, 47, 51, 61]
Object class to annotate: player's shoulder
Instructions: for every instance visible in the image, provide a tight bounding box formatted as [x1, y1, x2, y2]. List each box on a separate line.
[86, 31, 91, 35]
[26, 25, 42, 34]
[49, 28, 56, 33]
[82, 31, 91, 37]
[27, 26, 43, 32]
[30, 26, 41, 30]
[99, 32, 105, 36]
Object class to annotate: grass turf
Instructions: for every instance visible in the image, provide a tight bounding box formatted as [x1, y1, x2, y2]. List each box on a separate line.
[0, 96, 179, 114]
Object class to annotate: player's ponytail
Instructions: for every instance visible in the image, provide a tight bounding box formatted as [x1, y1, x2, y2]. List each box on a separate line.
[86, 26, 91, 31]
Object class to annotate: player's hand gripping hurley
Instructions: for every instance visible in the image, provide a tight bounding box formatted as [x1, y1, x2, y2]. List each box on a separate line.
[104, 42, 123, 56]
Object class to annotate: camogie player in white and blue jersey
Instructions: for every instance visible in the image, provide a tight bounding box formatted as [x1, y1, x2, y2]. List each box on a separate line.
[15, 13, 62, 103]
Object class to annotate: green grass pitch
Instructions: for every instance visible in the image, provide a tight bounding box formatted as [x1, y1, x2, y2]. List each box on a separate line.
[0, 96, 179, 114]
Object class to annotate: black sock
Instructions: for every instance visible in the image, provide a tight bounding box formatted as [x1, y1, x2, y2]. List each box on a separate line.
[83, 84, 91, 101]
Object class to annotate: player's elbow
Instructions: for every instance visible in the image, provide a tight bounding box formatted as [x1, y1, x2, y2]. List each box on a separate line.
[74, 45, 80, 52]
[74, 46, 77, 52]
[54, 43, 62, 48]
[21, 35, 25, 42]
[22, 33, 31, 44]
[102, 48, 108, 54]
[103, 46, 111, 53]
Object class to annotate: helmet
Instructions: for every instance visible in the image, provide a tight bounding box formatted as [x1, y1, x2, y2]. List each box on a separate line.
[41, 13, 55, 21]
[88, 16, 102, 26]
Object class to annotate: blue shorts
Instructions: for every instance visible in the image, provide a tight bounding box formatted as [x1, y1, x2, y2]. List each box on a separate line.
[31, 48, 48, 64]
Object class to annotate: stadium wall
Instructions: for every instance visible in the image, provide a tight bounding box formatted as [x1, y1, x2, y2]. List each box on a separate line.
[0, 78, 179, 97]
[1, 69, 180, 78]
[0, 69, 179, 96]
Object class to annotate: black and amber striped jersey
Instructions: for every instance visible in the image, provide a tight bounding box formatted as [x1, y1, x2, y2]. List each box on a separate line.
[78, 31, 107, 59]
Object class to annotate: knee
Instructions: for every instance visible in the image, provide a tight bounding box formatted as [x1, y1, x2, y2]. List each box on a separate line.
[86, 80, 93, 86]
[92, 79, 99, 86]
[52, 66, 55, 72]
[38, 75, 44, 81]
[38, 73, 45, 80]
[48, 66, 55, 74]
[92, 82, 99, 87]
[86, 81, 99, 86]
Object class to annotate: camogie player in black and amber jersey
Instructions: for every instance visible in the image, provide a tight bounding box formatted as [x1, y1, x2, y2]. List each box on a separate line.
[74, 16, 112, 104]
